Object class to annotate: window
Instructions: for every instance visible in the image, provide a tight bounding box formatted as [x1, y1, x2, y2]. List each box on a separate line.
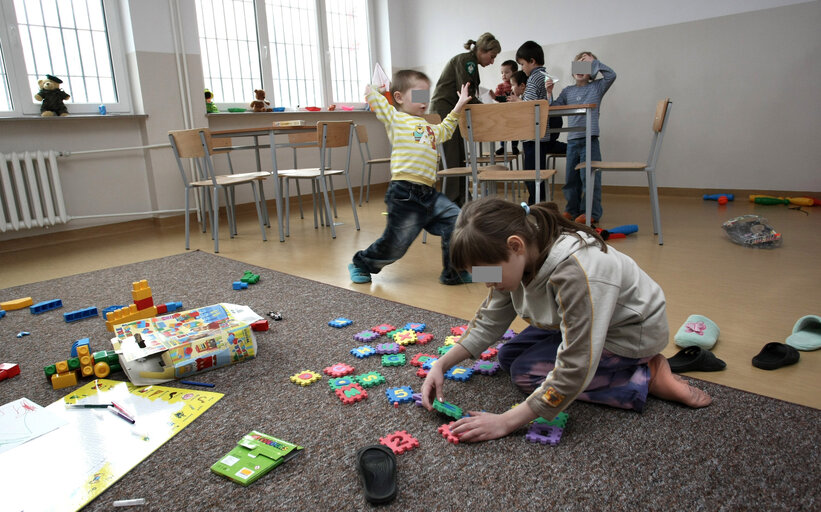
[195, 0, 372, 110]
[0, 0, 131, 116]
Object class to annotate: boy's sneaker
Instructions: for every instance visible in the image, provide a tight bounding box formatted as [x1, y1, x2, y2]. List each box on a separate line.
[440, 270, 472, 286]
[574, 214, 599, 225]
[348, 263, 371, 284]
[562, 211, 574, 221]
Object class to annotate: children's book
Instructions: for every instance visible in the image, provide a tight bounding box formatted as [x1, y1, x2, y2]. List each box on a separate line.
[111, 303, 262, 386]
[211, 431, 303, 486]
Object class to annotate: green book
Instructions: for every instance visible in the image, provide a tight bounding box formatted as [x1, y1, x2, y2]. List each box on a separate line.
[210, 431, 303, 486]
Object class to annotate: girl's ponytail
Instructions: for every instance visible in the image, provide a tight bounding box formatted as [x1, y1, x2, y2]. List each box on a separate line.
[463, 39, 476, 50]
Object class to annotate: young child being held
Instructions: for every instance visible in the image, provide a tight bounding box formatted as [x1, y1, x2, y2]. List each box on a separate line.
[348, 70, 473, 285]
[505, 70, 528, 102]
[421, 197, 711, 442]
[550, 51, 616, 224]
[493, 60, 518, 102]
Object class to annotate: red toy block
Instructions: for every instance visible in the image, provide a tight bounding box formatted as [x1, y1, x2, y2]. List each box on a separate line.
[0, 363, 20, 381]
[438, 422, 462, 444]
[155, 304, 168, 315]
[416, 367, 428, 379]
[335, 383, 367, 404]
[415, 332, 434, 344]
[379, 430, 420, 455]
[251, 319, 269, 331]
[411, 353, 438, 367]
[134, 296, 154, 310]
[480, 347, 498, 360]
[371, 324, 396, 336]
[324, 363, 355, 377]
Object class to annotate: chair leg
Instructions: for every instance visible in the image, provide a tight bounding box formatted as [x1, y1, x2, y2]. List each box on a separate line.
[343, 171, 360, 230]
[251, 182, 267, 242]
[359, 162, 366, 206]
[647, 171, 663, 245]
[184, 189, 191, 250]
[318, 175, 336, 238]
[295, 180, 305, 219]
[284, 179, 291, 237]
[212, 187, 220, 253]
[258, 182, 270, 227]
[223, 187, 236, 238]
[311, 180, 321, 228]
[328, 176, 339, 218]
[366, 163, 372, 203]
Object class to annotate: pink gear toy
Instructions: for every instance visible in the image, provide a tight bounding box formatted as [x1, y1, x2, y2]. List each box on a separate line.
[336, 383, 368, 404]
[324, 363, 355, 377]
[450, 325, 468, 336]
[415, 332, 434, 345]
[379, 430, 420, 455]
[438, 422, 461, 444]
[371, 324, 396, 335]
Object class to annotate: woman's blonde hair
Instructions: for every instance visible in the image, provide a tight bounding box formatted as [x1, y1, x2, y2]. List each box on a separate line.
[450, 197, 606, 284]
[464, 33, 501, 54]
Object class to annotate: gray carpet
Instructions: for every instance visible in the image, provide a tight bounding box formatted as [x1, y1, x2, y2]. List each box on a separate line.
[0, 251, 818, 511]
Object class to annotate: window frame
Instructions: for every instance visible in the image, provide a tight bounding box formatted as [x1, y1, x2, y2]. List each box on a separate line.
[0, 0, 133, 117]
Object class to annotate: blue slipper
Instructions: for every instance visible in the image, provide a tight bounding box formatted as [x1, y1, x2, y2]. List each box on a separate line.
[348, 263, 371, 284]
[785, 315, 821, 351]
[674, 314, 720, 349]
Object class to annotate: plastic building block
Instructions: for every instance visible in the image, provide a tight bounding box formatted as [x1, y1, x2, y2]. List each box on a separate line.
[0, 310, 5, 318]
[385, 386, 414, 405]
[93, 361, 111, 378]
[250, 319, 269, 331]
[102, 305, 127, 318]
[353, 330, 380, 343]
[70, 338, 90, 358]
[402, 322, 426, 333]
[415, 332, 434, 345]
[502, 329, 517, 340]
[104, 280, 160, 331]
[324, 363, 355, 377]
[0, 297, 33, 311]
[76, 345, 95, 378]
[350, 345, 376, 358]
[444, 335, 461, 346]
[51, 371, 78, 390]
[328, 377, 355, 390]
[379, 430, 420, 455]
[165, 301, 183, 313]
[17, 331, 31, 338]
[525, 423, 564, 446]
[445, 366, 473, 382]
[43, 364, 56, 380]
[130, 280, 152, 301]
[67, 357, 80, 372]
[335, 383, 367, 404]
[416, 367, 429, 378]
[290, 370, 322, 386]
[480, 347, 498, 360]
[241, 270, 260, 284]
[354, 371, 386, 388]
[155, 303, 168, 315]
[371, 324, 396, 335]
[437, 345, 454, 356]
[64, 307, 98, 323]
[410, 353, 437, 367]
[393, 330, 417, 346]
[30, 299, 63, 314]
[534, 411, 569, 428]
[375, 342, 403, 354]
[232, 281, 248, 290]
[472, 361, 501, 375]
[381, 353, 406, 367]
[450, 325, 468, 336]
[329, 317, 353, 328]
[438, 422, 461, 444]
[0, 363, 20, 381]
[134, 296, 154, 310]
[432, 399, 463, 419]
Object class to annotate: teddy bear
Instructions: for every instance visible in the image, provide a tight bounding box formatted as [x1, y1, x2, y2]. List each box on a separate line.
[249, 89, 272, 112]
[34, 74, 70, 116]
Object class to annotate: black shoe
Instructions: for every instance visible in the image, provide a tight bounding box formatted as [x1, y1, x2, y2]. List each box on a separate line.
[356, 445, 397, 504]
[752, 342, 800, 370]
[668, 346, 726, 373]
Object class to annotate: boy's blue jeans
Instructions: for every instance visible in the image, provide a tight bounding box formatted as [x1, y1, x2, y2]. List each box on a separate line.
[353, 180, 461, 281]
[522, 139, 567, 205]
[563, 136, 602, 220]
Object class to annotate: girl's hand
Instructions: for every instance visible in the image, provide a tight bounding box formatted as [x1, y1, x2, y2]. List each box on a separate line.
[454, 82, 472, 113]
[449, 411, 517, 442]
[507, 94, 521, 102]
[420, 364, 445, 410]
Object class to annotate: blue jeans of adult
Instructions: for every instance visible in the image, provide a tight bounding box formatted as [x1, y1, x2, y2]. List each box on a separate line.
[523, 139, 567, 205]
[563, 136, 602, 220]
[352, 180, 461, 281]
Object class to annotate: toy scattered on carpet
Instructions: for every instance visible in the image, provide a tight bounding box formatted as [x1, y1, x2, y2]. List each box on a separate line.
[204, 88, 219, 113]
[45, 339, 122, 389]
[290, 370, 322, 386]
[34, 74, 70, 116]
[329, 317, 353, 328]
[722, 214, 781, 248]
[379, 430, 419, 455]
[249, 89, 272, 112]
[596, 224, 638, 241]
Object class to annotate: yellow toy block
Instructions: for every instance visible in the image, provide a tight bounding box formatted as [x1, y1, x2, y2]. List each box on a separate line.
[0, 297, 33, 311]
[77, 345, 90, 357]
[131, 280, 153, 302]
[55, 360, 69, 374]
[51, 371, 78, 390]
[93, 361, 110, 378]
[105, 304, 157, 331]
[79, 352, 94, 378]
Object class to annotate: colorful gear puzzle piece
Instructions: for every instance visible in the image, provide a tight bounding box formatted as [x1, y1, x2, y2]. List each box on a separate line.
[416, 367, 429, 379]
[381, 353, 406, 367]
[410, 353, 438, 367]
[415, 332, 434, 345]
[402, 322, 426, 332]
[437, 345, 454, 356]
[375, 342, 404, 354]
[354, 371, 386, 388]
[502, 329, 517, 340]
[329, 377, 356, 390]
[335, 383, 368, 404]
[534, 411, 570, 428]
[379, 430, 420, 455]
[385, 386, 414, 405]
[438, 422, 462, 444]
[480, 347, 498, 360]
[422, 360, 436, 370]
[525, 423, 564, 445]
[290, 370, 321, 386]
[443, 335, 461, 346]
[393, 330, 418, 346]
[371, 324, 396, 336]
[472, 360, 501, 375]
[353, 330, 381, 343]
[329, 317, 353, 328]
[323, 362, 355, 377]
[350, 345, 376, 358]
[432, 399, 463, 419]
[450, 325, 468, 336]
[412, 392, 424, 407]
[445, 366, 473, 382]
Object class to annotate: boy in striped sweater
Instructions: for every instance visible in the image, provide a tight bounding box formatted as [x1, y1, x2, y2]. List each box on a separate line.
[348, 70, 472, 285]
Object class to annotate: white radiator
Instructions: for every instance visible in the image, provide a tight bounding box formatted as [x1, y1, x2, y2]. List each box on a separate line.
[0, 151, 68, 232]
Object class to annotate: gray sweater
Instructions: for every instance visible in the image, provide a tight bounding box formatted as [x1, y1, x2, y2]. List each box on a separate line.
[551, 60, 616, 140]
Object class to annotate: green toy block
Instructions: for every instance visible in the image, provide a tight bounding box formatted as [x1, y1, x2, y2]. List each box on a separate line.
[381, 353, 406, 367]
[534, 411, 569, 427]
[432, 399, 463, 419]
[44, 364, 57, 380]
[241, 271, 260, 284]
[67, 357, 80, 371]
[354, 371, 386, 388]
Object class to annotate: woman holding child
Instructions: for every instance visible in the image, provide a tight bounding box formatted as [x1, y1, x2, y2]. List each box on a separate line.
[431, 33, 501, 206]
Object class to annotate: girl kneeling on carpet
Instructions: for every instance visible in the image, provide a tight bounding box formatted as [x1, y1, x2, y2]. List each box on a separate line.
[420, 197, 711, 442]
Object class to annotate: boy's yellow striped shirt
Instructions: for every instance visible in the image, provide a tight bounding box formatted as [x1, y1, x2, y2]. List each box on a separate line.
[366, 88, 460, 187]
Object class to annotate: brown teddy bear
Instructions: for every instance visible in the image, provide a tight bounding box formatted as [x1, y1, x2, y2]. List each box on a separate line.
[34, 74, 70, 116]
[249, 89, 272, 112]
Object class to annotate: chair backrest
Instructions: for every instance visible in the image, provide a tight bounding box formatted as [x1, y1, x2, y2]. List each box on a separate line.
[646, 99, 672, 171]
[317, 121, 354, 148]
[459, 100, 549, 143]
[653, 98, 670, 133]
[169, 128, 207, 158]
[355, 124, 368, 144]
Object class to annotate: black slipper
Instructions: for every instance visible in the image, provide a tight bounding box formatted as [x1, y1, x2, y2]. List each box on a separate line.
[355, 444, 397, 504]
[752, 342, 800, 370]
[667, 346, 727, 373]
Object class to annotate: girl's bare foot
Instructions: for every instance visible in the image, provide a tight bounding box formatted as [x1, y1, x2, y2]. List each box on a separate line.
[648, 354, 712, 407]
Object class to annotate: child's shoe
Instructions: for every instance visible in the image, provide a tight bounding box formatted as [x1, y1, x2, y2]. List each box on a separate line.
[348, 263, 371, 284]
[562, 211, 574, 221]
[574, 214, 599, 225]
[440, 270, 472, 285]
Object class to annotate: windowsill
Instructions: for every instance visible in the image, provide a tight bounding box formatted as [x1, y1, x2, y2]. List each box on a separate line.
[0, 114, 148, 122]
[206, 109, 371, 116]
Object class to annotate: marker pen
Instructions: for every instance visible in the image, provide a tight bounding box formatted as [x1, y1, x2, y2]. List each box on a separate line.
[108, 406, 135, 424]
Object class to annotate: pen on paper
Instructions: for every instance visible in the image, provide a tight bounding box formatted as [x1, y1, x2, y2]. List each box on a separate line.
[110, 401, 135, 421]
[179, 380, 215, 388]
[66, 403, 113, 409]
[108, 406, 136, 424]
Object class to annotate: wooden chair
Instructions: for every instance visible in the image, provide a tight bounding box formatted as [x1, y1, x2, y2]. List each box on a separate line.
[574, 98, 672, 245]
[354, 124, 390, 205]
[168, 128, 270, 253]
[277, 121, 361, 239]
[461, 100, 554, 203]
[209, 134, 271, 231]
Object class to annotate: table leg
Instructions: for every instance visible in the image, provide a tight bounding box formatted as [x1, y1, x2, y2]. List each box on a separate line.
[585, 108, 592, 226]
